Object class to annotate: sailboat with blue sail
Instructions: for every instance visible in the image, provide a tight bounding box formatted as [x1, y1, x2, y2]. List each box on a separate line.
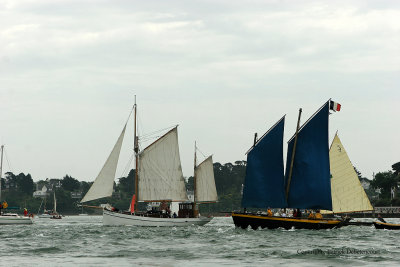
[232, 100, 348, 230]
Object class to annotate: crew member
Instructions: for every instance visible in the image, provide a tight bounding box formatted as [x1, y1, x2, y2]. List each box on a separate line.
[377, 213, 387, 223]
[24, 208, 28, 216]
[2, 201, 8, 209]
[308, 211, 315, 219]
[267, 208, 273, 217]
[314, 210, 323, 219]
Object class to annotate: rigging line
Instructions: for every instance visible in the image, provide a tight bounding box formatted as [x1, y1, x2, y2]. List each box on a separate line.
[139, 125, 177, 138]
[125, 105, 134, 125]
[119, 152, 135, 178]
[196, 146, 207, 158]
[4, 148, 13, 173]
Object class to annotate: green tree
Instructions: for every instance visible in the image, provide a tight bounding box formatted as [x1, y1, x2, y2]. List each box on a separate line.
[370, 171, 398, 199]
[61, 175, 80, 192]
[392, 162, 400, 176]
[118, 169, 135, 194]
[16, 173, 34, 196]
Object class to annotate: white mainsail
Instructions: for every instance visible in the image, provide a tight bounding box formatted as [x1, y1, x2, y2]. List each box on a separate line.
[195, 156, 218, 202]
[138, 127, 188, 202]
[81, 125, 127, 203]
[323, 134, 373, 213]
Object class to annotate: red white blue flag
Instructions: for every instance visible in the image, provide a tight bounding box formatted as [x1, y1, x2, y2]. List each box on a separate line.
[330, 101, 341, 112]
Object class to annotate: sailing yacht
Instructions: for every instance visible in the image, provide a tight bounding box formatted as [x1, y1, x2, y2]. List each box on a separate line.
[232, 100, 347, 230]
[0, 145, 33, 225]
[50, 192, 62, 219]
[81, 98, 217, 226]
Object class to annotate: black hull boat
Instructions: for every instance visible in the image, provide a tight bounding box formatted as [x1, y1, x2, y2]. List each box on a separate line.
[232, 213, 346, 230]
[236, 101, 344, 231]
[373, 221, 400, 230]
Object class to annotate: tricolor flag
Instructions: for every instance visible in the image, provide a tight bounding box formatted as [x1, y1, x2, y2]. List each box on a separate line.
[329, 101, 341, 112]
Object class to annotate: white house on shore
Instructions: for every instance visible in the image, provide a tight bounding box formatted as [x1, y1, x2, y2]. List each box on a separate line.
[33, 185, 50, 198]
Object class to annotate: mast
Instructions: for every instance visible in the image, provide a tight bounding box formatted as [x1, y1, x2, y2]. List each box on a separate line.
[0, 145, 3, 201]
[53, 192, 57, 213]
[285, 108, 302, 200]
[193, 141, 197, 216]
[134, 95, 139, 213]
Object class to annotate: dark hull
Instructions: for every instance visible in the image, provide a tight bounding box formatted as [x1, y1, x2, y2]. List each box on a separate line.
[232, 213, 345, 230]
[373, 221, 400, 230]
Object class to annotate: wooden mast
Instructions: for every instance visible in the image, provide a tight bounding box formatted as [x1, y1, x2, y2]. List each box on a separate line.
[286, 108, 302, 200]
[134, 96, 139, 213]
[193, 141, 198, 217]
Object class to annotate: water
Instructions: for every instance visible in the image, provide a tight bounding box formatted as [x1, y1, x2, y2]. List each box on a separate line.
[1, 216, 400, 266]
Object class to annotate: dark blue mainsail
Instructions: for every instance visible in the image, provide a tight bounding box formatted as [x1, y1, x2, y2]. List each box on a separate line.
[285, 102, 332, 210]
[242, 117, 287, 208]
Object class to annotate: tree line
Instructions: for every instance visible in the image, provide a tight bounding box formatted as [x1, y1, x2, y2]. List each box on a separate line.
[0, 161, 399, 215]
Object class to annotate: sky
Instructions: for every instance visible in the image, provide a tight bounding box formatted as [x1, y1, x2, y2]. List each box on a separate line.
[1, 0, 399, 182]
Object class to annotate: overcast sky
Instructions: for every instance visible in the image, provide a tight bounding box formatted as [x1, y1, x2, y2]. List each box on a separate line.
[1, 0, 399, 182]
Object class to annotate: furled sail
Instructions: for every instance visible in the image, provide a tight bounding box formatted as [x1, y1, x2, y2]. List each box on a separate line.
[81, 125, 127, 203]
[242, 116, 287, 208]
[195, 156, 218, 202]
[322, 134, 373, 213]
[138, 127, 188, 202]
[285, 102, 332, 210]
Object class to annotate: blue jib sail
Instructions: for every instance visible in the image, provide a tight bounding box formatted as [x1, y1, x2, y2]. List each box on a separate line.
[285, 102, 332, 210]
[242, 117, 287, 208]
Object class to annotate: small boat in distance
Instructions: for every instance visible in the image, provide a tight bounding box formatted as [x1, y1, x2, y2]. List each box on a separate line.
[0, 145, 33, 225]
[232, 100, 346, 230]
[373, 221, 400, 230]
[50, 192, 62, 219]
[81, 97, 217, 226]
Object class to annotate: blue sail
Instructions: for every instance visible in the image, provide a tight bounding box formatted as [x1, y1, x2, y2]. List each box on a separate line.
[242, 117, 287, 208]
[285, 102, 332, 210]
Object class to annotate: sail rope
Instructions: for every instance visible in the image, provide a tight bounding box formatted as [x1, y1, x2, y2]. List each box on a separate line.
[195, 145, 207, 160]
[119, 152, 134, 178]
[4, 148, 13, 173]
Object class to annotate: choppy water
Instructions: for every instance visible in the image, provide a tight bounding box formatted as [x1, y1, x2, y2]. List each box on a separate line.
[1, 216, 400, 266]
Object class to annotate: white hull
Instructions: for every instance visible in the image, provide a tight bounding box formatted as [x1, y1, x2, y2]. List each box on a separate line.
[0, 214, 33, 225]
[103, 210, 212, 226]
[38, 214, 53, 218]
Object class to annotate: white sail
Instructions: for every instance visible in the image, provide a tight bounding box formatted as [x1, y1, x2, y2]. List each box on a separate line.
[195, 156, 218, 202]
[138, 127, 188, 202]
[323, 134, 373, 213]
[81, 125, 127, 203]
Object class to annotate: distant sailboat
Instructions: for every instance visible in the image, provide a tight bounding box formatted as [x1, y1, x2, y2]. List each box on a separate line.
[81, 97, 216, 226]
[321, 134, 373, 214]
[50, 192, 62, 219]
[232, 100, 347, 230]
[0, 145, 33, 225]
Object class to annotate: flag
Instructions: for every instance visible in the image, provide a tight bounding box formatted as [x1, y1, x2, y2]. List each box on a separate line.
[130, 194, 136, 213]
[330, 101, 341, 112]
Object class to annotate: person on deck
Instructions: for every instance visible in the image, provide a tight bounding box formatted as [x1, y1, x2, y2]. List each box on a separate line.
[308, 211, 315, 219]
[377, 214, 386, 223]
[293, 209, 302, 218]
[2, 201, 8, 210]
[314, 210, 323, 219]
[0, 202, 2, 214]
[24, 208, 28, 216]
[281, 208, 287, 217]
[267, 208, 273, 217]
